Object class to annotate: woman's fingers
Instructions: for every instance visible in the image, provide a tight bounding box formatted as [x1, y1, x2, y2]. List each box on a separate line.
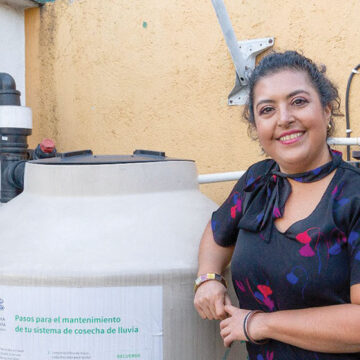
[223, 333, 234, 348]
[220, 325, 231, 338]
[224, 293, 232, 306]
[202, 295, 219, 319]
[215, 291, 233, 319]
[195, 299, 217, 320]
[196, 305, 207, 320]
[207, 303, 217, 320]
[220, 307, 252, 345]
[224, 304, 236, 315]
[199, 303, 215, 320]
[219, 317, 230, 330]
[214, 296, 227, 319]
[220, 316, 234, 347]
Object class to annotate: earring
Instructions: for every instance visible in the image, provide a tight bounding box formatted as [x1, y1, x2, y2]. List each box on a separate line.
[327, 123, 332, 132]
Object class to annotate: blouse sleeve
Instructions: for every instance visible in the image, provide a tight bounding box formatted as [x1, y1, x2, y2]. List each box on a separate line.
[211, 169, 249, 247]
[346, 200, 360, 287]
[336, 175, 360, 287]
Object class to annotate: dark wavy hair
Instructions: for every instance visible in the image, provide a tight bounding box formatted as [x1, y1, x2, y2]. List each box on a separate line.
[243, 51, 342, 138]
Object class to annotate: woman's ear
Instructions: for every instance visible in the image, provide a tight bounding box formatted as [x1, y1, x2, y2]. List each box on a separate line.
[324, 103, 332, 121]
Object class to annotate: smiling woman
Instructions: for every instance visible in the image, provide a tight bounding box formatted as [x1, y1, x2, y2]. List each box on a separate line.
[194, 51, 360, 359]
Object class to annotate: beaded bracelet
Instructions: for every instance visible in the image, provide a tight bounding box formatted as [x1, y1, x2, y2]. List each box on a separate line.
[243, 310, 269, 345]
[194, 273, 227, 293]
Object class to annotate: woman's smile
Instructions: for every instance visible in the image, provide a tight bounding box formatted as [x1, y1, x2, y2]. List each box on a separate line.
[277, 130, 305, 144]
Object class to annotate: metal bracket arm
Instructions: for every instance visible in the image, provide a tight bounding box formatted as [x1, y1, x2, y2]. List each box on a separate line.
[211, 0, 274, 105]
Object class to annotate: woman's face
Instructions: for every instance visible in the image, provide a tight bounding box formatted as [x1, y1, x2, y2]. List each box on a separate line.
[253, 69, 332, 173]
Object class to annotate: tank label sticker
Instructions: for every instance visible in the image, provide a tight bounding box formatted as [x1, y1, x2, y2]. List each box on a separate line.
[0, 286, 163, 360]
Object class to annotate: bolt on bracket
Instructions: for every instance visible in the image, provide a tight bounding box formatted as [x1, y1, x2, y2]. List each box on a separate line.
[228, 37, 274, 105]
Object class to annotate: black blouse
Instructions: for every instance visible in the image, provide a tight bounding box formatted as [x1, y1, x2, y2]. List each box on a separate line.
[212, 158, 360, 360]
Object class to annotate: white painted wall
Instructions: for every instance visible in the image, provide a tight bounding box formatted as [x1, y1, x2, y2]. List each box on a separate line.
[0, 1, 36, 105]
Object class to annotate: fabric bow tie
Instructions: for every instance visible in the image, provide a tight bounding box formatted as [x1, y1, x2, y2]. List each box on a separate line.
[237, 150, 342, 242]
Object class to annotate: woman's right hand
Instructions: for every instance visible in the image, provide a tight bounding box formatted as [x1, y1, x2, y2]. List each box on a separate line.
[194, 280, 232, 320]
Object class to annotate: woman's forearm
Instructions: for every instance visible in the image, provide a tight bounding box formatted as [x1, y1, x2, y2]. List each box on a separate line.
[252, 304, 360, 353]
[194, 221, 235, 320]
[197, 221, 234, 275]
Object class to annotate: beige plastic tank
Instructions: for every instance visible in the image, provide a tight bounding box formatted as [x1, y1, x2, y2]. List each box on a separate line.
[0, 151, 246, 360]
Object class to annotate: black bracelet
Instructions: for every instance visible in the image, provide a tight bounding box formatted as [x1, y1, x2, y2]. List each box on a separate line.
[243, 310, 269, 345]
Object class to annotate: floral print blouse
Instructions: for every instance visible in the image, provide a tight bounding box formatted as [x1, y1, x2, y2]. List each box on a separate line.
[211, 158, 360, 360]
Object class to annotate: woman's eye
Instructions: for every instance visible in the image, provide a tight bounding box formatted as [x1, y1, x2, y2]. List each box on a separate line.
[259, 106, 273, 115]
[292, 98, 308, 106]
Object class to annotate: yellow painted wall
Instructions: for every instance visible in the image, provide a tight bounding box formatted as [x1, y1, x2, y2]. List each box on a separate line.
[25, 0, 360, 204]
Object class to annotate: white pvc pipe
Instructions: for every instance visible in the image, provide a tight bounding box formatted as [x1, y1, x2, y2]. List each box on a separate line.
[327, 137, 360, 145]
[198, 137, 360, 184]
[198, 171, 245, 184]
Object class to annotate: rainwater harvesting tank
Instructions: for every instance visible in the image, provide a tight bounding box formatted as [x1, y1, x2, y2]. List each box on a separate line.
[0, 151, 244, 360]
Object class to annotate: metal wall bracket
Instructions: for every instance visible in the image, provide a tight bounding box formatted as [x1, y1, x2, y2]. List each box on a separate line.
[228, 37, 274, 105]
[211, 0, 274, 106]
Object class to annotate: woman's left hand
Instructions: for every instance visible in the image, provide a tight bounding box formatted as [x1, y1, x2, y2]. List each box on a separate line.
[220, 305, 251, 347]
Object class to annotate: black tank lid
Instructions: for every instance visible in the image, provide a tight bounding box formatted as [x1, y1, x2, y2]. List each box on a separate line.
[0, 73, 21, 106]
[30, 149, 193, 165]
